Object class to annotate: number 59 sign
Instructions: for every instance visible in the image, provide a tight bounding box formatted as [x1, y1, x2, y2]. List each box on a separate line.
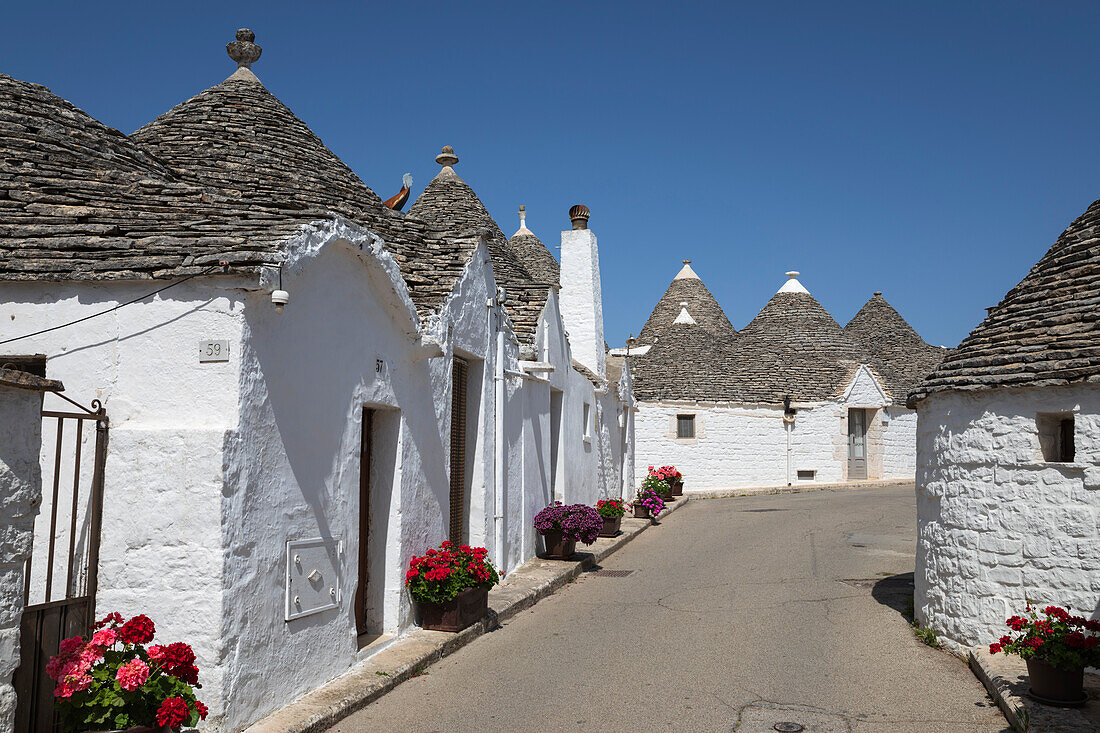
[198, 340, 230, 363]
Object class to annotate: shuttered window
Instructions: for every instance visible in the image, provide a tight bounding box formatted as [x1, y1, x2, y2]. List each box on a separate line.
[677, 414, 695, 439]
[449, 358, 468, 543]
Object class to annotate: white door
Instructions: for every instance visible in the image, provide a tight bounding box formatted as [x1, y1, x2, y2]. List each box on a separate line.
[848, 408, 867, 480]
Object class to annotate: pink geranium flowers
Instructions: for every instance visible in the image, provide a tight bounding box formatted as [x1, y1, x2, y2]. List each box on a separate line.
[47, 611, 208, 730]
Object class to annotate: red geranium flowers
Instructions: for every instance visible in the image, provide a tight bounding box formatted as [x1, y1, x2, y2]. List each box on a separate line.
[990, 604, 1100, 671]
[406, 541, 500, 606]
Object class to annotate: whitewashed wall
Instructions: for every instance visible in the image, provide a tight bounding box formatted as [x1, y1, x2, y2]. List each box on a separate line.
[1, 277, 245, 724]
[914, 382, 1100, 648]
[0, 386, 45, 733]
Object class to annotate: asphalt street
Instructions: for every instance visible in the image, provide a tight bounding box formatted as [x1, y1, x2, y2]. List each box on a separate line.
[333, 485, 1010, 732]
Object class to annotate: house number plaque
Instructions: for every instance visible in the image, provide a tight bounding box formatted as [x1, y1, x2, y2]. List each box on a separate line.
[198, 340, 230, 363]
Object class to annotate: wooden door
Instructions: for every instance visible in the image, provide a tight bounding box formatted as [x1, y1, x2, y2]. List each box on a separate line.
[355, 408, 373, 635]
[848, 408, 867, 480]
[449, 358, 468, 544]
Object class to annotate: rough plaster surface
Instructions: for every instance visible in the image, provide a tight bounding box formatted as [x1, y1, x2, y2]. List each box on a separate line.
[0, 388, 43, 733]
[915, 383, 1100, 649]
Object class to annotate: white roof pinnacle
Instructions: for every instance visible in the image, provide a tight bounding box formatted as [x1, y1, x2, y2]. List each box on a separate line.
[673, 301, 696, 324]
[514, 205, 531, 237]
[673, 259, 699, 280]
[777, 270, 810, 295]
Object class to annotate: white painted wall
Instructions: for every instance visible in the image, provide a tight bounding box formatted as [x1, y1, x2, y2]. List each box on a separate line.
[1, 276, 245, 724]
[0, 386, 45, 733]
[914, 382, 1100, 648]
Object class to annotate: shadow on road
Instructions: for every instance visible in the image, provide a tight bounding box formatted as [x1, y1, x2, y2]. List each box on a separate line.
[871, 572, 915, 620]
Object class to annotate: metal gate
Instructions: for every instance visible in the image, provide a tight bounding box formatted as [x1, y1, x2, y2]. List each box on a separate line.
[13, 396, 108, 732]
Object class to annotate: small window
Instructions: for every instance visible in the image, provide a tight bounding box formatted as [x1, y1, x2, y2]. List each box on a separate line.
[1037, 413, 1075, 462]
[677, 414, 695, 439]
[583, 403, 591, 438]
[797, 470, 816, 481]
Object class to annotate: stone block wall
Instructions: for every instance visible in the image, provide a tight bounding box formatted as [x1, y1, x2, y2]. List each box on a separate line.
[915, 382, 1100, 648]
[0, 386, 45, 733]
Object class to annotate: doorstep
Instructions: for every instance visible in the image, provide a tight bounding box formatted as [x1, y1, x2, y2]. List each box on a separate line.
[244, 497, 691, 733]
[969, 647, 1100, 732]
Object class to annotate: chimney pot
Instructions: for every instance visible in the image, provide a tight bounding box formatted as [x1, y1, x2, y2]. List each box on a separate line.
[569, 204, 590, 230]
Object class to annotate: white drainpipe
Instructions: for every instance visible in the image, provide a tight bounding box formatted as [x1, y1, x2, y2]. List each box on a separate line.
[493, 303, 506, 571]
[784, 414, 795, 486]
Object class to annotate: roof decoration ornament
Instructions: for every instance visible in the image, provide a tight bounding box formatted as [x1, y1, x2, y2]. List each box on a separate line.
[515, 205, 532, 236]
[435, 145, 459, 167]
[674, 260, 700, 280]
[382, 173, 413, 211]
[777, 270, 810, 295]
[227, 29, 262, 69]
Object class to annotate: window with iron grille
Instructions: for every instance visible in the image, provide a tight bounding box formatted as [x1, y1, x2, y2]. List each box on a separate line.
[677, 414, 695, 439]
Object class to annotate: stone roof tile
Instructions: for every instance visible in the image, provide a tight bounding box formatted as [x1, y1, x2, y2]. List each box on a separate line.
[910, 197, 1100, 403]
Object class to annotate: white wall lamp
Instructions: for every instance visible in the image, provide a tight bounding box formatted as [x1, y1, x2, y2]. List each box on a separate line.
[270, 264, 289, 314]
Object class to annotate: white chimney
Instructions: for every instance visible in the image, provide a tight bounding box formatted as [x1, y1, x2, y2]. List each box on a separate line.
[559, 204, 605, 379]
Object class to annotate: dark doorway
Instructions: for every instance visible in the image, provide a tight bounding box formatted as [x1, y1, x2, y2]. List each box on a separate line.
[355, 407, 374, 635]
[449, 358, 469, 543]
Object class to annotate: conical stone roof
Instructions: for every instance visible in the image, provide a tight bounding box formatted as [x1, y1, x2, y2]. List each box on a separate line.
[129, 36, 476, 319]
[0, 73, 307, 281]
[637, 262, 737, 344]
[409, 152, 553, 344]
[845, 293, 946, 402]
[730, 279, 868, 402]
[911, 197, 1100, 403]
[632, 321, 739, 401]
[507, 210, 559, 285]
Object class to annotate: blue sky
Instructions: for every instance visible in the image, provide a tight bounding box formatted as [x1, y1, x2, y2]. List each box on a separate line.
[5, 1, 1097, 347]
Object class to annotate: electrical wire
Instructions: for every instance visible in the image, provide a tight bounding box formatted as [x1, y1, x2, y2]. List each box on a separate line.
[0, 266, 222, 347]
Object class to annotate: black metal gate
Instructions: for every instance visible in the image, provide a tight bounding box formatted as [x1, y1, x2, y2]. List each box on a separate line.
[13, 396, 108, 733]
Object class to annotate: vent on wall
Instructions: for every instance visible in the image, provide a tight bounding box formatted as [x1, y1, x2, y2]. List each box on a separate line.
[796, 470, 816, 481]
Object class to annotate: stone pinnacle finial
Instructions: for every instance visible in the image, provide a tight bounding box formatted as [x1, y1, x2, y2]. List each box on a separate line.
[518, 205, 528, 229]
[786, 271, 800, 279]
[227, 29, 262, 69]
[436, 145, 459, 167]
[683, 259, 692, 265]
[873, 291, 882, 297]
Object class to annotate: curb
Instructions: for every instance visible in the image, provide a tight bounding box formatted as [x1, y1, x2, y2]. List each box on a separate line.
[968, 647, 1100, 733]
[685, 479, 912, 500]
[244, 497, 691, 733]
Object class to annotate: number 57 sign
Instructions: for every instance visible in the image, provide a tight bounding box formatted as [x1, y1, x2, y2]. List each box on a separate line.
[198, 340, 230, 363]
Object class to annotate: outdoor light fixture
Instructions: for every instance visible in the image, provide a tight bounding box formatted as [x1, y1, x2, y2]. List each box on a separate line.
[270, 265, 289, 314]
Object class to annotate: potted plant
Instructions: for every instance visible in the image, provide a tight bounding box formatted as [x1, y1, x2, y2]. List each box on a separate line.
[595, 498, 626, 537]
[646, 466, 676, 501]
[989, 604, 1100, 706]
[533, 502, 603, 559]
[48, 612, 208, 733]
[406, 541, 499, 632]
[631, 483, 666, 521]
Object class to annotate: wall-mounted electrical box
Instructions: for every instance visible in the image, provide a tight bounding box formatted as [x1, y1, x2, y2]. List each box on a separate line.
[285, 537, 342, 622]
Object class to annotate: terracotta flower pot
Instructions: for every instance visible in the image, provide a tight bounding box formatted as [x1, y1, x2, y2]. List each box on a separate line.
[539, 529, 577, 560]
[1026, 657, 1088, 706]
[633, 505, 651, 520]
[671, 479, 684, 496]
[419, 586, 489, 633]
[598, 516, 621, 537]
